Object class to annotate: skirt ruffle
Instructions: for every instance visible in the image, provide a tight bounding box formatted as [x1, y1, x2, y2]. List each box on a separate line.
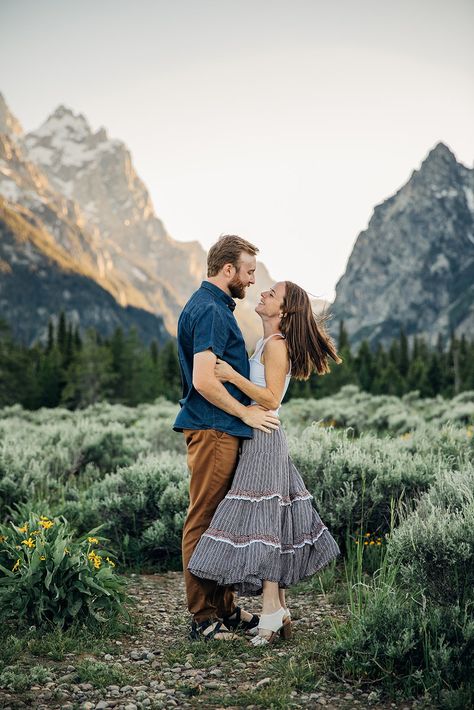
[188, 427, 340, 596]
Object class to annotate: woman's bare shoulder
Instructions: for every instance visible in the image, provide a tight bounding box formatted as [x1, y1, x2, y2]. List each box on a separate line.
[261, 335, 288, 364]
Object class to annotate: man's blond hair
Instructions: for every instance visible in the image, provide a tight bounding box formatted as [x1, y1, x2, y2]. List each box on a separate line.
[207, 235, 259, 277]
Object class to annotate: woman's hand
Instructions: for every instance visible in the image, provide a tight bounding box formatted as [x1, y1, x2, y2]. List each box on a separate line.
[215, 358, 236, 383]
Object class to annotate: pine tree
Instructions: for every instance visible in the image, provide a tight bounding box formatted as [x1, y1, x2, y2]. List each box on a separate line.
[57, 311, 67, 356]
[61, 329, 115, 408]
[73, 325, 82, 351]
[338, 320, 350, 351]
[150, 340, 159, 366]
[46, 320, 54, 354]
[356, 340, 374, 392]
[157, 340, 182, 401]
[109, 327, 126, 401]
[399, 328, 409, 378]
[38, 346, 62, 408]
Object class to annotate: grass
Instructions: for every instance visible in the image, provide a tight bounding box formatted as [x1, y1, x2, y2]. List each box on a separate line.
[0, 614, 136, 669]
[0, 664, 51, 692]
[204, 635, 333, 709]
[162, 616, 336, 709]
[75, 659, 131, 687]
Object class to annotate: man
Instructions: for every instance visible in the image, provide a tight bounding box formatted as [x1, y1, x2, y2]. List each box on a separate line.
[174, 235, 280, 641]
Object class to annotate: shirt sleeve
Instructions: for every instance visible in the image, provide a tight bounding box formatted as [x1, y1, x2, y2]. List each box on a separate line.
[192, 304, 229, 359]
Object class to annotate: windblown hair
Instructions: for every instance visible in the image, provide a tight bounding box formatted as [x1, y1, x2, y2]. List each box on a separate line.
[207, 235, 259, 277]
[280, 281, 342, 380]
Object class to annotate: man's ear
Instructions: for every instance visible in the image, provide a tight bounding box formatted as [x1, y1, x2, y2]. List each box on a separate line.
[222, 263, 236, 278]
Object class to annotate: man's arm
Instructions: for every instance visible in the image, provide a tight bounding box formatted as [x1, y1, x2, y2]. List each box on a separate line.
[217, 338, 289, 410]
[193, 350, 279, 433]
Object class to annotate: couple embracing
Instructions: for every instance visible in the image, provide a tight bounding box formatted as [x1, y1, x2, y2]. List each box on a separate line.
[173, 235, 341, 645]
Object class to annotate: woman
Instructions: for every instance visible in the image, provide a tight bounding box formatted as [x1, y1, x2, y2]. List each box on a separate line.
[188, 281, 342, 645]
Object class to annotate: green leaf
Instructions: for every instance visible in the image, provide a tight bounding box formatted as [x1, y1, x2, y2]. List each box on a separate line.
[0, 563, 15, 578]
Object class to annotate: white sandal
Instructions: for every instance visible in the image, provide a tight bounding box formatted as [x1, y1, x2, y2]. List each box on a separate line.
[248, 606, 291, 636]
[250, 607, 292, 646]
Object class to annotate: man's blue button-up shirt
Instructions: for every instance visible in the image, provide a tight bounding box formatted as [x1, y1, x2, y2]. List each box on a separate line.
[173, 281, 253, 439]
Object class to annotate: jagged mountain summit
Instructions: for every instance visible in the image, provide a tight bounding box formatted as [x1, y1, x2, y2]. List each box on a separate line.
[0, 95, 168, 345]
[0, 93, 273, 346]
[22, 103, 275, 339]
[22, 103, 206, 332]
[332, 142, 474, 347]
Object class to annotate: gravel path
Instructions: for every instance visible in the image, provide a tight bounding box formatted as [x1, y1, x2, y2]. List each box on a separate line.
[0, 572, 429, 709]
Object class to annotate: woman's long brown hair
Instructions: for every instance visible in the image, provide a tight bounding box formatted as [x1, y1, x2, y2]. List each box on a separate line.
[280, 281, 342, 380]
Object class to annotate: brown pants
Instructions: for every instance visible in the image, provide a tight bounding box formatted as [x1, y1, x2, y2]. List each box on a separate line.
[182, 428, 239, 623]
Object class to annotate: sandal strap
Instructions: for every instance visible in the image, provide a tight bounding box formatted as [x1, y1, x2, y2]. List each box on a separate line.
[224, 606, 259, 631]
[223, 606, 241, 627]
[190, 619, 232, 641]
[242, 613, 259, 631]
[202, 620, 225, 641]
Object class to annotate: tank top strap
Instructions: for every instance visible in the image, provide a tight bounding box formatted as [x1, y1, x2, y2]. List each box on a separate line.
[261, 332, 285, 350]
[251, 333, 285, 361]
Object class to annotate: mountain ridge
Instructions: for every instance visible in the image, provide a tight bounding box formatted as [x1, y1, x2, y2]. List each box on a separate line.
[0, 93, 275, 346]
[332, 142, 474, 346]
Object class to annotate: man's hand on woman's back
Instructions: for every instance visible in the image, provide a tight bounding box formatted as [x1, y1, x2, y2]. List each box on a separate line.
[242, 404, 280, 433]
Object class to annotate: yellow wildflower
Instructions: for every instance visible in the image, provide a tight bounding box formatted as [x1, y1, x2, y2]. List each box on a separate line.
[365, 533, 371, 538]
[87, 537, 99, 544]
[40, 555, 46, 561]
[0, 535, 7, 543]
[39, 516, 50, 521]
[21, 537, 35, 549]
[87, 549, 102, 568]
[355, 540, 359, 545]
[39, 520, 54, 529]
[376, 541, 382, 546]
[106, 556, 116, 567]
[64, 548, 70, 555]
[369, 541, 375, 545]
[12, 558, 20, 572]
[18, 524, 28, 533]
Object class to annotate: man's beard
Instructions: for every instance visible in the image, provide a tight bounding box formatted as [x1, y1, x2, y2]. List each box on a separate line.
[228, 275, 247, 299]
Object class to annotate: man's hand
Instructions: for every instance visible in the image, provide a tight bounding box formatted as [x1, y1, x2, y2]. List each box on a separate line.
[242, 404, 280, 433]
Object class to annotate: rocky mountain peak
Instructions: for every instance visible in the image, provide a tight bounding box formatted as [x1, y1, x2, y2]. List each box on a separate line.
[0, 92, 24, 138]
[23, 105, 122, 200]
[3, 97, 274, 344]
[37, 104, 92, 140]
[332, 142, 474, 347]
[410, 141, 465, 193]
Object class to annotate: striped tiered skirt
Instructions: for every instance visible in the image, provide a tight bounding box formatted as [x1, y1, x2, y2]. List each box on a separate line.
[187, 426, 340, 596]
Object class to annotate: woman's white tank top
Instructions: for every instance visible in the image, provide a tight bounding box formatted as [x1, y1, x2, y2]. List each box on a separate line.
[248, 333, 292, 413]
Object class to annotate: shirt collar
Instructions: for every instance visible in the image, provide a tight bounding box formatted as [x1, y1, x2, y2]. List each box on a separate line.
[200, 281, 236, 311]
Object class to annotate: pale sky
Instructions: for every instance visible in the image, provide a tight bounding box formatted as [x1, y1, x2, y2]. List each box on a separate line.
[1, 0, 473, 301]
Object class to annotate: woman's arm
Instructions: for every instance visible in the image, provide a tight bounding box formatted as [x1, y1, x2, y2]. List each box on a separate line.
[216, 338, 289, 410]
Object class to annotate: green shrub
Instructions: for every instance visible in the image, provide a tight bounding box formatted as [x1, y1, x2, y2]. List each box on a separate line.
[331, 463, 474, 706]
[63, 452, 189, 566]
[288, 425, 435, 541]
[331, 586, 474, 706]
[281, 386, 474, 436]
[0, 513, 128, 628]
[387, 465, 474, 606]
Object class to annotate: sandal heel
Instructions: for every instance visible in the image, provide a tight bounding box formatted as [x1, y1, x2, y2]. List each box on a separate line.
[280, 619, 292, 640]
